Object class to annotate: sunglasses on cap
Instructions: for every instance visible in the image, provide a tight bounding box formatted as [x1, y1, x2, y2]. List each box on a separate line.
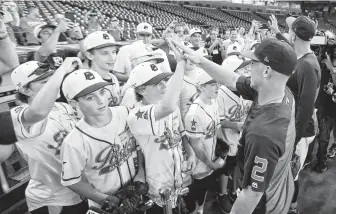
[28, 63, 56, 78]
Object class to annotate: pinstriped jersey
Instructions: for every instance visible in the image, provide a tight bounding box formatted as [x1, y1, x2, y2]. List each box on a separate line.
[184, 98, 221, 179]
[61, 107, 137, 208]
[11, 102, 82, 211]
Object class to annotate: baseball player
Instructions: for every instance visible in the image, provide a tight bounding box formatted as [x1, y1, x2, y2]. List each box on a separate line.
[60, 69, 143, 209]
[82, 31, 121, 106]
[189, 28, 209, 57]
[126, 39, 195, 214]
[9, 58, 88, 214]
[120, 48, 168, 109]
[173, 38, 297, 214]
[184, 71, 224, 214]
[217, 54, 252, 213]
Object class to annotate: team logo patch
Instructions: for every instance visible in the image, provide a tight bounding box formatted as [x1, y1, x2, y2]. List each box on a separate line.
[252, 182, 258, 189]
[84, 72, 95, 80]
[263, 56, 269, 63]
[52, 56, 63, 67]
[150, 64, 158, 71]
[103, 33, 110, 40]
[144, 25, 148, 30]
[233, 46, 237, 50]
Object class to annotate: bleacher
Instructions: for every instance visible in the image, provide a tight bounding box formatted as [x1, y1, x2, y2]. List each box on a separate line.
[13, 1, 336, 41]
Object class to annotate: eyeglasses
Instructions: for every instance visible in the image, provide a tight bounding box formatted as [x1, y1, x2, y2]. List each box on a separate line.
[28, 63, 55, 78]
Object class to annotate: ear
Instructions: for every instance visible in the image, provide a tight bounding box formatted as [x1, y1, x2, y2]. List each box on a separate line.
[84, 51, 94, 60]
[135, 86, 146, 96]
[67, 99, 78, 109]
[18, 86, 33, 97]
[263, 66, 273, 79]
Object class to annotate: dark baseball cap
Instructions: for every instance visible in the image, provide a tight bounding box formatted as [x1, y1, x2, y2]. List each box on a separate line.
[291, 16, 316, 41]
[241, 38, 297, 76]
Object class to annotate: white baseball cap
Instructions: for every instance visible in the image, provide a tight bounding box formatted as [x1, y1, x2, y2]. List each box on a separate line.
[221, 54, 251, 71]
[189, 28, 202, 36]
[226, 43, 242, 55]
[127, 62, 172, 88]
[136, 23, 153, 35]
[34, 24, 56, 38]
[62, 69, 111, 100]
[83, 31, 118, 52]
[285, 16, 296, 30]
[195, 68, 216, 85]
[11, 61, 55, 89]
[129, 41, 164, 67]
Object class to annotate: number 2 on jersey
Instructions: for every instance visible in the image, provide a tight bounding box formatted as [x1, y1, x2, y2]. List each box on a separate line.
[251, 156, 268, 182]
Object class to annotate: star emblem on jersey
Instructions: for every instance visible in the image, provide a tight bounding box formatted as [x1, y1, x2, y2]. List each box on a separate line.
[191, 119, 197, 131]
[135, 110, 145, 120]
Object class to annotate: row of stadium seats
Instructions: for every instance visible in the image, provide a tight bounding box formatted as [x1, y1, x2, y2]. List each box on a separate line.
[16, 0, 334, 41]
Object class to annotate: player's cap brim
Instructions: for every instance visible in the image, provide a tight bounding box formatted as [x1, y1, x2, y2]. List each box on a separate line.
[142, 73, 172, 86]
[202, 79, 217, 85]
[86, 42, 121, 51]
[30, 70, 55, 83]
[237, 60, 252, 70]
[136, 31, 153, 35]
[74, 82, 112, 99]
[286, 17, 296, 29]
[240, 51, 259, 61]
[132, 55, 165, 67]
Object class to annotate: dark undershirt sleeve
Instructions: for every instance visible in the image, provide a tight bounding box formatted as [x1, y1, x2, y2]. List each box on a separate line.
[295, 60, 319, 144]
[235, 76, 258, 101]
[0, 111, 17, 145]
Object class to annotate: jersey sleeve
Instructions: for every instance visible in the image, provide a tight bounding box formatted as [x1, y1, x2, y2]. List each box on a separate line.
[60, 133, 87, 186]
[127, 104, 165, 136]
[10, 105, 48, 139]
[184, 113, 204, 139]
[241, 134, 281, 192]
[235, 76, 258, 101]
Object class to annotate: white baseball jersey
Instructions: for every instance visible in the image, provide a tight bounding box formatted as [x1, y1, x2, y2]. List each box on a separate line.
[11, 103, 82, 212]
[179, 76, 199, 120]
[217, 86, 252, 156]
[61, 107, 138, 208]
[113, 44, 132, 74]
[184, 98, 221, 180]
[127, 104, 185, 208]
[105, 72, 121, 106]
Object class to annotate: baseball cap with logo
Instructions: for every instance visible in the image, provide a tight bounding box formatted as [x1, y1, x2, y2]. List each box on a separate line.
[222, 54, 251, 71]
[287, 16, 316, 41]
[226, 43, 242, 55]
[83, 31, 118, 52]
[11, 61, 55, 89]
[196, 69, 216, 85]
[240, 38, 297, 76]
[130, 41, 164, 67]
[189, 28, 202, 37]
[127, 62, 172, 88]
[62, 69, 111, 100]
[136, 23, 153, 35]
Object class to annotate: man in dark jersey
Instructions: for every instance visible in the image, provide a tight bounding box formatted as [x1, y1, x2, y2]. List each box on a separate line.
[172, 38, 297, 214]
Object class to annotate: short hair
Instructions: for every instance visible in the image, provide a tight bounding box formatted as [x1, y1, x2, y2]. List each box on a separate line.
[15, 83, 31, 103]
[134, 85, 146, 102]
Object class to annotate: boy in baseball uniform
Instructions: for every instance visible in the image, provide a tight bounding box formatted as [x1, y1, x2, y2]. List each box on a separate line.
[82, 31, 121, 106]
[184, 71, 224, 214]
[60, 69, 143, 209]
[9, 58, 88, 214]
[126, 39, 195, 214]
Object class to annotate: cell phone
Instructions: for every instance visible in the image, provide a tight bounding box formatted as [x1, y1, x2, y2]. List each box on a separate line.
[65, 12, 76, 23]
[259, 23, 269, 30]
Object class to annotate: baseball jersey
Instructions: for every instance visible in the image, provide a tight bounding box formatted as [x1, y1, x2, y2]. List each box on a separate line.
[61, 107, 138, 208]
[217, 86, 252, 156]
[127, 104, 185, 208]
[104, 72, 121, 106]
[179, 75, 199, 120]
[184, 98, 221, 180]
[11, 103, 82, 212]
[235, 76, 295, 213]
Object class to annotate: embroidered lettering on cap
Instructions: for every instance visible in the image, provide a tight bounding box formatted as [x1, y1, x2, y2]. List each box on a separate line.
[144, 25, 148, 30]
[150, 64, 158, 71]
[103, 33, 110, 40]
[84, 72, 95, 80]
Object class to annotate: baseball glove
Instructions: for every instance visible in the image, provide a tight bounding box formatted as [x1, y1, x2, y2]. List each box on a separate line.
[101, 181, 149, 213]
